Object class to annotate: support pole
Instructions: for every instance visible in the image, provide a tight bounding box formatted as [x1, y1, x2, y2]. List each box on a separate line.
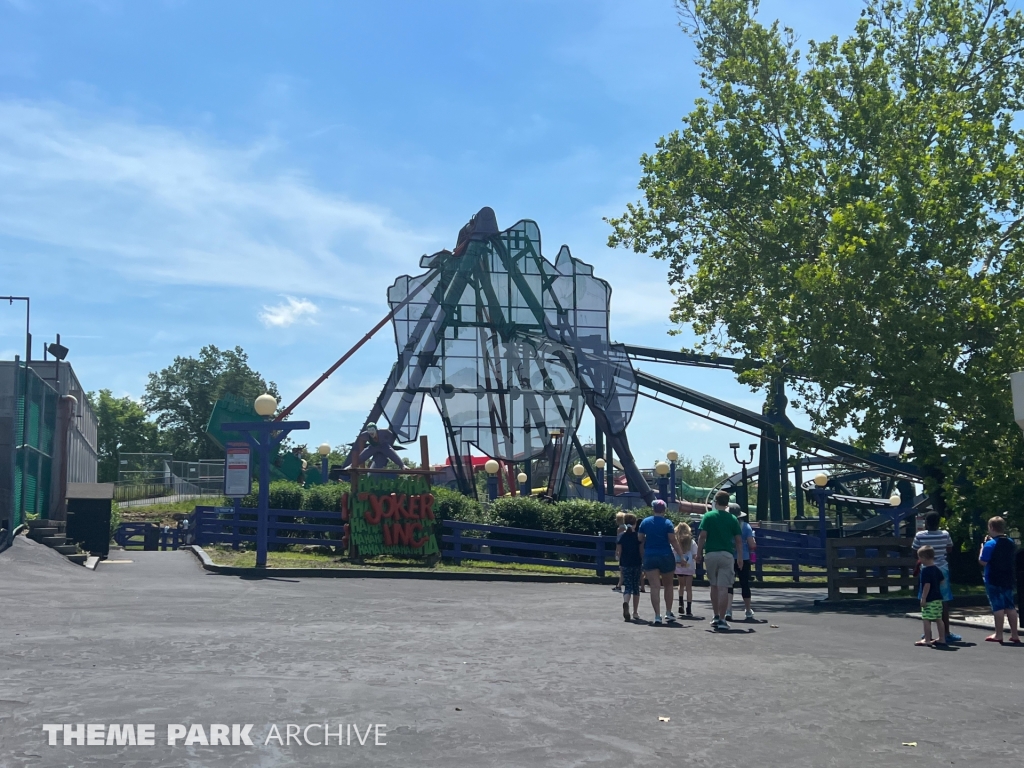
[606, 440, 614, 499]
[794, 462, 805, 519]
[779, 438, 790, 520]
[756, 430, 770, 522]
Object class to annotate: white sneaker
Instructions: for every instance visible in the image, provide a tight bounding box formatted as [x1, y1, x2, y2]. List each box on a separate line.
[665, 611, 677, 622]
[745, 609, 755, 620]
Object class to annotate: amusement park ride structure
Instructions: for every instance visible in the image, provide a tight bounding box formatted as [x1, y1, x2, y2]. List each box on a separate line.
[277, 207, 927, 527]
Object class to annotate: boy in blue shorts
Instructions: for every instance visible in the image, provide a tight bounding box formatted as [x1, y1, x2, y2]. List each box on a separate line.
[979, 516, 1021, 644]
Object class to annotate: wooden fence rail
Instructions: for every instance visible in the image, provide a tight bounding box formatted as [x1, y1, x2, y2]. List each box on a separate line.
[826, 537, 917, 600]
[441, 520, 618, 577]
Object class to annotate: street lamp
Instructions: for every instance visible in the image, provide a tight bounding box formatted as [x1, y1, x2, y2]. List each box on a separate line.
[654, 460, 670, 501]
[810, 471, 832, 543]
[223, 394, 309, 568]
[572, 463, 585, 498]
[517, 471, 529, 497]
[666, 450, 679, 503]
[730, 442, 757, 517]
[888, 491, 904, 538]
[485, 458, 500, 500]
[254, 393, 277, 418]
[594, 457, 606, 502]
[318, 442, 331, 483]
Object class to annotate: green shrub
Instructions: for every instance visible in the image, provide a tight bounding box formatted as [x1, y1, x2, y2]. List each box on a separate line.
[109, 501, 122, 541]
[490, 496, 559, 531]
[302, 482, 351, 512]
[241, 481, 304, 511]
[554, 500, 621, 536]
[431, 487, 487, 523]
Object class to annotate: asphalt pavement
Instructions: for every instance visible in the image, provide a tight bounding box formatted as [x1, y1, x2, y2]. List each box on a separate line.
[1, 535, 1022, 767]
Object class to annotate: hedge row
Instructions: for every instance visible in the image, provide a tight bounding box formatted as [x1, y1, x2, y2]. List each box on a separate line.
[239, 481, 351, 512]
[434, 491, 681, 536]
[238, 482, 670, 537]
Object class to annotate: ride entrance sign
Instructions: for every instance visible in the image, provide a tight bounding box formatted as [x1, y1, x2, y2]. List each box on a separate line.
[224, 442, 252, 498]
[345, 473, 439, 558]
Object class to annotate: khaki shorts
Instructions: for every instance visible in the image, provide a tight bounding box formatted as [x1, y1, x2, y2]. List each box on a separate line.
[704, 551, 736, 587]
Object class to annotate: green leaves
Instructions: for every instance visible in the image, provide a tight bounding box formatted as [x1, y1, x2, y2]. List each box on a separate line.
[88, 389, 161, 483]
[142, 345, 278, 460]
[611, 0, 1024, 535]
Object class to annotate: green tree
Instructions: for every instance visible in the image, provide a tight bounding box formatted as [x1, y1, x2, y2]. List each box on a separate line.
[609, 0, 1024, 536]
[677, 454, 728, 488]
[87, 389, 162, 482]
[143, 345, 279, 460]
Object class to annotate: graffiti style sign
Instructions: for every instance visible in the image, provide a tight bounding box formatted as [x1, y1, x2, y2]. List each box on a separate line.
[344, 474, 439, 558]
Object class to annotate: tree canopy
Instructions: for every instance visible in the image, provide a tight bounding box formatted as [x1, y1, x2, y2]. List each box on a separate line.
[143, 345, 278, 460]
[609, 0, 1024, 534]
[87, 389, 162, 483]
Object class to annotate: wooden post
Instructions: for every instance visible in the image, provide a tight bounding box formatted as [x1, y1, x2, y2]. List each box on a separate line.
[826, 539, 838, 600]
[596, 538, 606, 579]
[857, 545, 868, 596]
[420, 434, 430, 473]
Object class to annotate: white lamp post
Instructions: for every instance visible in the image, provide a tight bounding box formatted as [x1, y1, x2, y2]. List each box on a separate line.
[254, 393, 278, 418]
[485, 459, 500, 500]
[812, 471, 830, 542]
[318, 442, 331, 482]
[666, 450, 679, 502]
[655, 460, 670, 501]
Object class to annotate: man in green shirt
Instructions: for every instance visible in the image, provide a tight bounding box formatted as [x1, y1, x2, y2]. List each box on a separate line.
[696, 490, 743, 630]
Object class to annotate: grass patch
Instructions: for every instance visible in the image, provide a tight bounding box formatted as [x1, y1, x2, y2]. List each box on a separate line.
[118, 498, 227, 527]
[201, 547, 836, 582]
[205, 545, 606, 576]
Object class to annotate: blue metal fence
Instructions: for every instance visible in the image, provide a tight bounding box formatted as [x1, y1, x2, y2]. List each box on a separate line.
[193, 505, 345, 550]
[110, 504, 854, 586]
[752, 528, 826, 581]
[113, 522, 187, 551]
[441, 520, 618, 577]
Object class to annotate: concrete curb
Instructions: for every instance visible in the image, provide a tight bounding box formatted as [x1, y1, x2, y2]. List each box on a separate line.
[905, 612, 1024, 634]
[186, 545, 613, 583]
[814, 595, 990, 613]
[185, 546, 829, 587]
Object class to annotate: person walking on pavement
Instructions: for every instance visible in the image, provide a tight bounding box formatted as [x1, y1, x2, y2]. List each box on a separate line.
[638, 499, 685, 625]
[911, 512, 962, 643]
[695, 490, 743, 630]
[724, 503, 757, 622]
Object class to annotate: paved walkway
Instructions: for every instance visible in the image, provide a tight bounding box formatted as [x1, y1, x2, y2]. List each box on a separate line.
[2, 536, 1023, 767]
[907, 607, 1023, 636]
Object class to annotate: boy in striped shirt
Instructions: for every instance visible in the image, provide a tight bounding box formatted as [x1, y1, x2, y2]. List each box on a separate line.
[912, 512, 961, 643]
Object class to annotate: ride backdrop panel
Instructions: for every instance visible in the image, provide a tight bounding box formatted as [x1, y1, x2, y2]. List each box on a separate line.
[348, 474, 439, 557]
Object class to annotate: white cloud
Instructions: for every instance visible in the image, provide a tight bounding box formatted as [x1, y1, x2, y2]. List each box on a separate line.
[259, 296, 319, 328]
[0, 100, 439, 303]
[686, 420, 713, 432]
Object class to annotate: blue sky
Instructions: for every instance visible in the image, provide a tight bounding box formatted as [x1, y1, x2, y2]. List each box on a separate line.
[0, 0, 866, 471]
